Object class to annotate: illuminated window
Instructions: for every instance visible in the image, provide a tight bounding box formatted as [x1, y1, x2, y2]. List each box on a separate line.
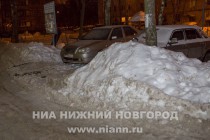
[121, 17, 126, 23]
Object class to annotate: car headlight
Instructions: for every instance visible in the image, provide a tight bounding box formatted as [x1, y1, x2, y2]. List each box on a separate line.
[78, 48, 90, 53]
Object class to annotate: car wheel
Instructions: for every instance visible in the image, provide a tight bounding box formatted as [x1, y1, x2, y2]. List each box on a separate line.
[202, 50, 210, 62]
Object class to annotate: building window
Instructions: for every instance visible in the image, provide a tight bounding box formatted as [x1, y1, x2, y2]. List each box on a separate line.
[190, 0, 196, 9]
[26, 22, 31, 27]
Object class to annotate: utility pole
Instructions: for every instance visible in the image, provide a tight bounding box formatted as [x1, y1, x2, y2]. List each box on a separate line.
[11, 0, 19, 43]
[144, 0, 157, 46]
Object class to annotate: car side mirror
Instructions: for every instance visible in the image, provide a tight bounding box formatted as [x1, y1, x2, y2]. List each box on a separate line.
[111, 36, 117, 40]
[169, 38, 178, 45]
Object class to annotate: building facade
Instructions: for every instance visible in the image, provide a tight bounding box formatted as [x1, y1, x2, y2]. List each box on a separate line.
[0, 0, 47, 34]
[0, 0, 98, 34]
[98, 0, 144, 25]
[99, 0, 210, 27]
[162, 0, 210, 26]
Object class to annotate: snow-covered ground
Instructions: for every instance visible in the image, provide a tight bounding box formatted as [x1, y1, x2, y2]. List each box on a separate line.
[1, 41, 210, 140]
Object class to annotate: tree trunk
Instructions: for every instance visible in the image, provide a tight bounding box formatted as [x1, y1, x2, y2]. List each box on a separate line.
[79, 0, 86, 38]
[11, 0, 19, 43]
[158, 0, 166, 25]
[104, 0, 111, 25]
[144, 0, 157, 46]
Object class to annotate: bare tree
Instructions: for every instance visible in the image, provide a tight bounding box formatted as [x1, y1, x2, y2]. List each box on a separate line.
[170, 0, 182, 24]
[144, 0, 157, 46]
[158, 0, 166, 25]
[11, 0, 19, 43]
[75, 0, 87, 38]
[104, 0, 111, 25]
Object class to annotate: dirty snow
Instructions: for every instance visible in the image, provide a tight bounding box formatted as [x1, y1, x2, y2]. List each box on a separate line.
[15, 42, 62, 63]
[1, 41, 210, 139]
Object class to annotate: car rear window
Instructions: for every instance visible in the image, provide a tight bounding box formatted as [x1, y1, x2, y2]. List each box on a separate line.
[81, 28, 111, 40]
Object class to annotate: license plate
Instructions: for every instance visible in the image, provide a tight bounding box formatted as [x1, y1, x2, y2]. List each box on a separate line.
[64, 54, 73, 57]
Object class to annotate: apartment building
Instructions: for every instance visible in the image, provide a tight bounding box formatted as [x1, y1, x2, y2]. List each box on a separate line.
[0, 0, 46, 34]
[0, 0, 98, 34]
[98, 0, 210, 27]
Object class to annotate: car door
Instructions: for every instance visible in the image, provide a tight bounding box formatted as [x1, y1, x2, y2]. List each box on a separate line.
[165, 29, 188, 57]
[184, 28, 204, 59]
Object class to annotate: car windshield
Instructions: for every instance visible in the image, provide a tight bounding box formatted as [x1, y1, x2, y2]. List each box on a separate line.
[81, 28, 111, 40]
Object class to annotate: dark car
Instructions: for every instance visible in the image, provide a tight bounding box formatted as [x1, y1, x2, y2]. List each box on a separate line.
[136, 25, 210, 62]
[60, 25, 139, 63]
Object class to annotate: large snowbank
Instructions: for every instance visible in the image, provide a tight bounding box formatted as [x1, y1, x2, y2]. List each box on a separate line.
[59, 41, 210, 104]
[51, 41, 210, 120]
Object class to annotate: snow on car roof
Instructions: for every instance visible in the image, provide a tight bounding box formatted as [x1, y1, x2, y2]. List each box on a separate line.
[94, 25, 131, 29]
[157, 25, 201, 30]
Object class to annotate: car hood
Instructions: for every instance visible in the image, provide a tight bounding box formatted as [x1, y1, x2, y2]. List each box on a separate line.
[68, 40, 103, 49]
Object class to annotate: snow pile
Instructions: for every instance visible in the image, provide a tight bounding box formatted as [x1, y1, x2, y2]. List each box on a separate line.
[1, 42, 62, 69]
[19, 42, 62, 63]
[58, 41, 210, 105]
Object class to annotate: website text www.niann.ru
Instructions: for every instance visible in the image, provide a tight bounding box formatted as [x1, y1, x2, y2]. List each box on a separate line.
[67, 126, 143, 134]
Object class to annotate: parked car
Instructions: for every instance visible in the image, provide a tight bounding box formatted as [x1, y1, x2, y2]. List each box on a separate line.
[60, 25, 139, 63]
[135, 25, 210, 61]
